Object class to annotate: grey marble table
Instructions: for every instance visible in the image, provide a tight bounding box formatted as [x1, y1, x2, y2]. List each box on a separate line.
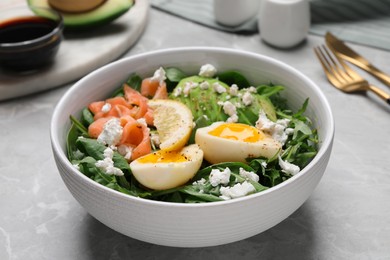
[1, 8, 390, 260]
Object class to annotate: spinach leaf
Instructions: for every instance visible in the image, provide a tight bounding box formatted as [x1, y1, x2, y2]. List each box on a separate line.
[67, 123, 82, 161]
[217, 71, 250, 88]
[126, 73, 143, 92]
[76, 138, 131, 172]
[165, 67, 187, 92]
[80, 108, 94, 127]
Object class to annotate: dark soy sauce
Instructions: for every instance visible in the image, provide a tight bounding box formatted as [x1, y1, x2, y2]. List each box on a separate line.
[0, 16, 57, 43]
[0, 16, 62, 71]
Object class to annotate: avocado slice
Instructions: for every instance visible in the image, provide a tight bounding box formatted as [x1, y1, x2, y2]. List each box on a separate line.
[170, 76, 278, 125]
[28, 0, 134, 30]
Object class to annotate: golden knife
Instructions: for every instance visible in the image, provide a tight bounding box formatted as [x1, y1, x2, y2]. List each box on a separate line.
[325, 32, 390, 88]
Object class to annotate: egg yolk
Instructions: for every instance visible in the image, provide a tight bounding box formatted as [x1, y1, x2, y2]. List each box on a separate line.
[208, 123, 263, 143]
[137, 150, 189, 163]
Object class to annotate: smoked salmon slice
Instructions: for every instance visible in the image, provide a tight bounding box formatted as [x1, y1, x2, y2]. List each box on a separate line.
[120, 115, 151, 160]
[124, 85, 149, 119]
[140, 78, 168, 99]
[86, 85, 157, 161]
[88, 117, 113, 139]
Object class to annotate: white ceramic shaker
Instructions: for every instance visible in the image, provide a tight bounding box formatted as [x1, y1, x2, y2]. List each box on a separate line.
[214, 0, 260, 27]
[258, 0, 310, 48]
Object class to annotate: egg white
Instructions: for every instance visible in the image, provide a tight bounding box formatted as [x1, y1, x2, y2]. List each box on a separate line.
[130, 144, 203, 190]
[195, 122, 282, 164]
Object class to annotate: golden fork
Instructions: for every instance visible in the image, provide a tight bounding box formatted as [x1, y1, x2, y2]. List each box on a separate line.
[314, 45, 390, 105]
[325, 32, 390, 88]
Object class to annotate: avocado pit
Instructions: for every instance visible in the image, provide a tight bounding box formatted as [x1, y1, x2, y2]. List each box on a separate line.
[48, 0, 106, 13]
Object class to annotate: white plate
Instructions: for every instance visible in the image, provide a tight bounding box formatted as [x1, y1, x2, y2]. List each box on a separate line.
[0, 0, 149, 101]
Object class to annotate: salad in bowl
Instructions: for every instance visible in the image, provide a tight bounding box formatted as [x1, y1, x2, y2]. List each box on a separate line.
[67, 64, 318, 203]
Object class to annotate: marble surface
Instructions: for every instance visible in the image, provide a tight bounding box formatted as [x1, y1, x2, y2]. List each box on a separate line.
[1, 7, 390, 260]
[0, 0, 149, 101]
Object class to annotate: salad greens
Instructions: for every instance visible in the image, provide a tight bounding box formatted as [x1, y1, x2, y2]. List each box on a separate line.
[67, 66, 318, 203]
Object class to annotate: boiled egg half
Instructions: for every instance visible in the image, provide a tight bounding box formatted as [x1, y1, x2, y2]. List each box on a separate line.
[129, 144, 203, 190]
[195, 122, 282, 164]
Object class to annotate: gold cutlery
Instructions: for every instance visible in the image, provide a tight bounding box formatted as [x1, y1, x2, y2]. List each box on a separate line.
[314, 45, 390, 105]
[325, 32, 390, 88]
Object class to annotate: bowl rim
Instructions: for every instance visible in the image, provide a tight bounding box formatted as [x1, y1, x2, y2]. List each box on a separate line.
[50, 46, 335, 208]
[0, 5, 64, 49]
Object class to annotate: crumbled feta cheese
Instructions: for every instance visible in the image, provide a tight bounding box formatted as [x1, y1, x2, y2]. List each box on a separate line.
[117, 144, 132, 160]
[234, 102, 242, 109]
[247, 86, 257, 93]
[285, 128, 294, 135]
[72, 164, 80, 170]
[278, 156, 300, 175]
[226, 114, 238, 123]
[255, 110, 291, 145]
[241, 92, 254, 106]
[222, 101, 238, 123]
[212, 82, 227, 94]
[103, 147, 114, 158]
[172, 87, 182, 97]
[222, 101, 236, 117]
[150, 132, 161, 147]
[261, 161, 268, 168]
[209, 168, 231, 187]
[229, 84, 239, 96]
[219, 181, 256, 200]
[239, 168, 259, 182]
[97, 118, 123, 146]
[199, 64, 217, 77]
[193, 178, 206, 186]
[183, 81, 198, 96]
[95, 147, 124, 176]
[199, 81, 210, 90]
[101, 103, 111, 113]
[150, 67, 166, 83]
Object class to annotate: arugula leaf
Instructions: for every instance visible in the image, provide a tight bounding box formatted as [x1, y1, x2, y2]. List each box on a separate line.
[70, 115, 88, 136]
[179, 185, 224, 202]
[256, 85, 285, 97]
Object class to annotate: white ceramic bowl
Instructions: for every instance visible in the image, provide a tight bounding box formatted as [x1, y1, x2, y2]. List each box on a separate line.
[51, 47, 334, 247]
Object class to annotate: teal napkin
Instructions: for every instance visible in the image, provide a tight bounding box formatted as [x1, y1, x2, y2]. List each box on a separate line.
[151, 0, 390, 51]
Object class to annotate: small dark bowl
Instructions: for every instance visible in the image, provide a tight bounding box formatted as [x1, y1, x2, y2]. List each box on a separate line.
[0, 5, 64, 72]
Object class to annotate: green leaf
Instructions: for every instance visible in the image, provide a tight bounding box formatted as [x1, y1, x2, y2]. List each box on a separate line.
[67, 123, 81, 161]
[256, 85, 285, 97]
[179, 185, 224, 202]
[76, 137, 105, 160]
[126, 73, 143, 92]
[217, 71, 251, 88]
[70, 115, 88, 136]
[80, 108, 94, 127]
[165, 67, 186, 84]
[166, 67, 187, 82]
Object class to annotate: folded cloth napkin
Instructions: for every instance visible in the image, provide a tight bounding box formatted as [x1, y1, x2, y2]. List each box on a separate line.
[151, 0, 390, 51]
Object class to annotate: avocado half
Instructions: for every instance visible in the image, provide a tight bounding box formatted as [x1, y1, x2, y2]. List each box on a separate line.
[28, 0, 134, 30]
